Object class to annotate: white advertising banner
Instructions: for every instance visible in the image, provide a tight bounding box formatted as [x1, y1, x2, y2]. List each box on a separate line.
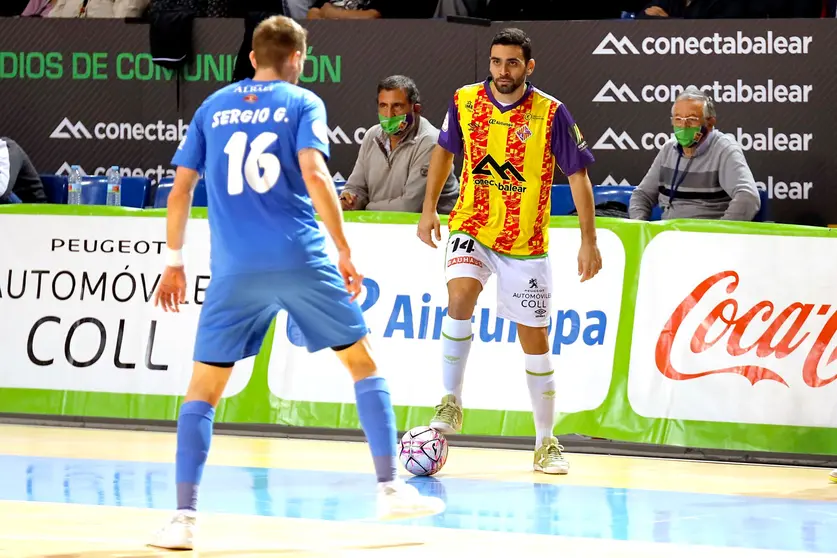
[0, 214, 254, 397]
[267, 223, 626, 414]
[628, 230, 837, 428]
[0, 215, 624, 413]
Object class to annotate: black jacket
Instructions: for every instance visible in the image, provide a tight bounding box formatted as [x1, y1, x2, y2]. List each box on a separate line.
[0, 138, 46, 204]
[646, 0, 823, 17]
[645, 0, 749, 17]
[750, 0, 823, 17]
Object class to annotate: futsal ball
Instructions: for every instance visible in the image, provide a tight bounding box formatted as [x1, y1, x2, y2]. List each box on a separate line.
[399, 426, 448, 476]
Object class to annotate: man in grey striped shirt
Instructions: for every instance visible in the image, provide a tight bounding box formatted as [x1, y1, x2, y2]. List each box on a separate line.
[629, 86, 760, 221]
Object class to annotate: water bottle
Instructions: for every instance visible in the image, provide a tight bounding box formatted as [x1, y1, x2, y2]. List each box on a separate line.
[67, 165, 82, 205]
[106, 166, 121, 206]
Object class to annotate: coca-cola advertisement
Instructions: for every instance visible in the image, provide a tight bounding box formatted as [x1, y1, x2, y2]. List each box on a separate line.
[629, 229, 837, 433]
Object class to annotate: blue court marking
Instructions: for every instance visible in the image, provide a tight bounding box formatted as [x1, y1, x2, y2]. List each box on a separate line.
[0, 454, 835, 553]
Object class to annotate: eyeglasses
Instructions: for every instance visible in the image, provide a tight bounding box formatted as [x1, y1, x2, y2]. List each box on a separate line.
[671, 117, 702, 127]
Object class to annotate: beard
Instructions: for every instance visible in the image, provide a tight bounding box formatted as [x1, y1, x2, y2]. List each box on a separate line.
[494, 75, 525, 94]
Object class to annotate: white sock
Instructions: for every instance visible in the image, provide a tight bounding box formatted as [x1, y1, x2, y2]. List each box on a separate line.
[525, 352, 556, 448]
[441, 316, 472, 404]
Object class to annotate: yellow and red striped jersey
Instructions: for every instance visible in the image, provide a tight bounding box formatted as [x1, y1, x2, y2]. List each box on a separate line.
[438, 79, 594, 257]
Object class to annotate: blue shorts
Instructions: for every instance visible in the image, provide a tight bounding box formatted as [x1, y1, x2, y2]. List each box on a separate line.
[193, 264, 367, 364]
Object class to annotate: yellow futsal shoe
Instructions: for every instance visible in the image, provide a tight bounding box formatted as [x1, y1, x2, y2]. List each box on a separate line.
[829, 469, 837, 483]
[534, 436, 570, 475]
[429, 394, 463, 434]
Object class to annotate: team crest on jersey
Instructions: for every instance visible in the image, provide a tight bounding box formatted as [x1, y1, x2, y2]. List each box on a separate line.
[515, 125, 532, 143]
[244, 94, 258, 103]
[465, 101, 474, 111]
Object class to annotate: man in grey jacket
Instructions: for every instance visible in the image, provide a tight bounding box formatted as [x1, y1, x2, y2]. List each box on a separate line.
[340, 75, 458, 214]
[629, 86, 761, 221]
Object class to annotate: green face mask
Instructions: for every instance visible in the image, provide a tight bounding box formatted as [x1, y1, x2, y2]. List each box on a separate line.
[673, 126, 702, 147]
[379, 112, 413, 136]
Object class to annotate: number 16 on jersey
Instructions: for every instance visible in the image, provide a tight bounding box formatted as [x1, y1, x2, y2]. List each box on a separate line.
[223, 131, 282, 196]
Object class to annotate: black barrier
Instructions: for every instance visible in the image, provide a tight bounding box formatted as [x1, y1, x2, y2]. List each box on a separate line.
[1, 18, 835, 225]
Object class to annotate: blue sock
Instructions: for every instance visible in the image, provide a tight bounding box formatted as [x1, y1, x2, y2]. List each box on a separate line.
[354, 376, 397, 483]
[175, 400, 215, 511]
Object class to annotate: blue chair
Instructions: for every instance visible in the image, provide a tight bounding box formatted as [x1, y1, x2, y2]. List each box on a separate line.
[592, 185, 633, 208]
[154, 184, 171, 208]
[650, 205, 663, 221]
[119, 176, 152, 208]
[552, 184, 636, 216]
[754, 188, 769, 222]
[150, 177, 174, 208]
[550, 184, 576, 216]
[39, 174, 68, 204]
[0, 192, 22, 204]
[604, 185, 663, 220]
[78, 177, 108, 206]
[154, 178, 208, 208]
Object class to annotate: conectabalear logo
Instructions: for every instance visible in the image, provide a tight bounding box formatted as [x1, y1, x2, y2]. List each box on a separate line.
[656, 270, 837, 388]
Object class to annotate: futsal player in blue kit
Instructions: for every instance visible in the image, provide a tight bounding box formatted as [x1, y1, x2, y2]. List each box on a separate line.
[148, 15, 445, 550]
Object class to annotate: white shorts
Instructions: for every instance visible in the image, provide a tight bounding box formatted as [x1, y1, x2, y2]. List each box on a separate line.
[444, 232, 552, 328]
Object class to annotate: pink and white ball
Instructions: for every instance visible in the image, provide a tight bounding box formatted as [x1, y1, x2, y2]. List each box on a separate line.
[399, 426, 449, 476]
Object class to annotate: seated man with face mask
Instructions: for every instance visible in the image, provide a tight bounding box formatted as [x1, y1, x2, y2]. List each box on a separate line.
[629, 86, 760, 221]
[340, 75, 458, 214]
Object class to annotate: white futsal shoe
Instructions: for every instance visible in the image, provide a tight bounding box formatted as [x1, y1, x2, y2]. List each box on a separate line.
[533, 436, 570, 475]
[147, 510, 196, 550]
[377, 478, 446, 521]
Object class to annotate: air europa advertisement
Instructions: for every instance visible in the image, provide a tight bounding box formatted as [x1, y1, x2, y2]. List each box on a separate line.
[267, 224, 624, 416]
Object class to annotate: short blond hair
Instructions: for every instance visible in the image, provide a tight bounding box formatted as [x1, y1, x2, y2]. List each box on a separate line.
[252, 15, 308, 71]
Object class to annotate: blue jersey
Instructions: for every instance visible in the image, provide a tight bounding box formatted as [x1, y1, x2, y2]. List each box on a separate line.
[172, 78, 331, 276]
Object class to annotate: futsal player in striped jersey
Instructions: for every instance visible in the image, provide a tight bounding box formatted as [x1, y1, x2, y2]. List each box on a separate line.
[417, 28, 602, 475]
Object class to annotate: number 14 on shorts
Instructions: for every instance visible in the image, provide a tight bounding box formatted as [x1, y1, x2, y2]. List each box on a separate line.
[451, 237, 476, 254]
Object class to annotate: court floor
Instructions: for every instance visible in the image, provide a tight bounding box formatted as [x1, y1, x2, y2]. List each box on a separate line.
[0, 424, 835, 557]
